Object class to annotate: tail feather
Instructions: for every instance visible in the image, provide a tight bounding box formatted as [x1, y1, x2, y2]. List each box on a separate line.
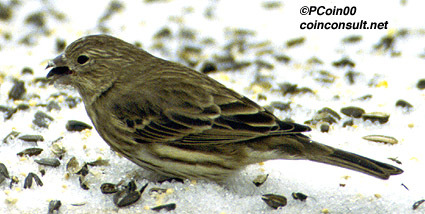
[305, 141, 403, 180]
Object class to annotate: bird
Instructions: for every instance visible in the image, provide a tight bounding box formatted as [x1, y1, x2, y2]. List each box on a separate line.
[46, 34, 403, 182]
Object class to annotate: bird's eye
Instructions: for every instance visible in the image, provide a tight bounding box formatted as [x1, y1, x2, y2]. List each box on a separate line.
[77, 55, 89, 64]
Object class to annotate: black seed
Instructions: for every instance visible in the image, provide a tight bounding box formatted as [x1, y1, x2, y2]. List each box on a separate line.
[113, 189, 141, 208]
[270, 102, 291, 111]
[47, 101, 61, 111]
[342, 35, 362, 44]
[154, 27, 172, 39]
[21, 67, 34, 75]
[3, 107, 17, 120]
[286, 37, 305, 48]
[345, 70, 360, 84]
[79, 176, 89, 190]
[33, 111, 54, 128]
[55, 38, 66, 53]
[34, 158, 60, 167]
[65, 97, 80, 108]
[8, 80, 26, 100]
[374, 35, 395, 51]
[39, 167, 46, 176]
[274, 54, 291, 63]
[292, 192, 308, 201]
[3, 131, 20, 144]
[9, 176, 19, 188]
[0, 163, 9, 179]
[18, 134, 44, 142]
[261, 194, 287, 209]
[24, 173, 33, 189]
[86, 159, 109, 166]
[32, 173, 43, 186]
[318, 107, 341, 120]
[417, 79, 425, 89]
[66, 120, 92, 131]
[200, 61, 217, 74]
[362, 112, 390, 124]
[413, 199, 425, 210]
[320, 123, 330, 133]
[151, 203, 177, 212]
[25, 11, 45, 27]
[76, 163, 89, 176]
[395, 99, 413, 109]
[48, 200, 62, 214]
[340, 106, 365, 118]
[342, 119, 354, 127]
[17, 148, 43, 157]
[101, 183, 118, 194]
[253, 174, 268, 187]
[332, 57, 355, 68]
[17, 103, 30, 110]
[355, 94, 373, 101]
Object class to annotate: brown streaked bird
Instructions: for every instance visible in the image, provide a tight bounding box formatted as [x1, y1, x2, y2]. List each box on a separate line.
[46, 35, 402, 182]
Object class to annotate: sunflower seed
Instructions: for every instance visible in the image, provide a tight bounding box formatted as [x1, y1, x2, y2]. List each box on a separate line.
[48, 200, 61, 214]
[0, 163, 10, 179]
[34, 158, 60, 167]
[262, 194, 287, 209]
[413, 199, 425, 210]
[362, 112, 390, 124]
[362, 135, 398, 145]
[3, 131, 20, 144]
[33, 111, 53, 128]
[18, 134, 44, 142]
[17, 148, 43, 157]
[340, 106, 365, 118]
[66, 120, 93, 132]
[151, 203, 177, 212]
[24, 172, 43, 188]
[101, 183, 118, 194]
[253, 174, 268, 187]
[113, 189, 141, 208]
[292, 192, 308, 201]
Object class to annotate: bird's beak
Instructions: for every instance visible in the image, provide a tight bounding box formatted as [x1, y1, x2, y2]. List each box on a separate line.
[46, 54, 73, 79]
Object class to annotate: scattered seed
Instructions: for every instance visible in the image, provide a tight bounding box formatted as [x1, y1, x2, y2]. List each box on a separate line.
[86, 159, 109, 166]
[17, 148, 43, 157]
[79, 176, 89, 190]
[10, 176, 18, 188]
[395, 99, 413, 110]
[51, 140, 66, 159]
[33, 111, 54, 128]
[48, 200, 62, 214]
[318, 107, 341, 120]
[3, 107, 17, 119]
[151, 203, 177, 212]
[253, 174, 268, 187]
[417, 79, 425, 90]
[342, 119, 354, 127]
[66, 120, 93, 131]
[362, 112, 390, 124]
[113, 189, 141, 208]
[18, 134, 44, 142]
[35, 158, 60, 167]
[342, 35, 362, 44]
[66, 157, 80, 174]
[46, 101, 61, 111]
[101, 183, 118, 194]
[374, 35, 395, 52]
[261, 194, 287, 209]
[3, 131, 19, 144]
[270, 101, 291, 111]
[355, 94, 373, 101]
[362, 135, 398, 145]
[413, 199, 425, 210]
[340, 106, 365, 118]
[149, 187, 168, 195]
[332, 57, 355, 68]
[320, 123, 330, 133]
[292, 192, 308, 201]
[286, 37, 305, 48]
[39, 166, 46, 176]
[76, 163, 89, 176]
[17, 103, 30, 110]
[24, 172, 43, 188]
[0, 163, 9, 179]
[8, 80, 26, 100]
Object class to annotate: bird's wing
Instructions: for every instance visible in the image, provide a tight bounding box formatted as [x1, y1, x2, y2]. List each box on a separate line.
[116, 70, 311, 145]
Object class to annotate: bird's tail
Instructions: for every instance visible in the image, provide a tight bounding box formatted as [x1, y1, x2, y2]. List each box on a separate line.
[302, 139, 403, 180]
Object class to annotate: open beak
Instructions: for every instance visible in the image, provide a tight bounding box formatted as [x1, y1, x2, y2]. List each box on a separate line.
[46, 54, 73, 79]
